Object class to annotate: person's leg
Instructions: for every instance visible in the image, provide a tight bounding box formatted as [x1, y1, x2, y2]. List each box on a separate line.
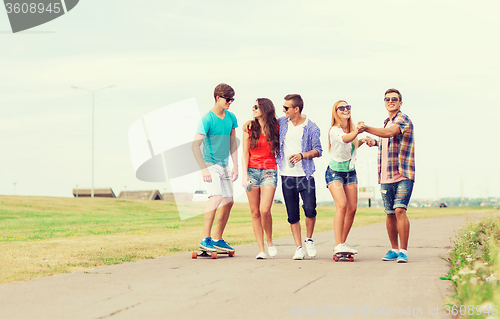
[247, 186, 264, 252]
[381, 183, 399, 260]
[213, 197, 233, 240]
[394, 179, 413, 251]
[282, 176, 302, 247]
[328, 181, 347, 245]
[213, 165, 234, 240]
[203, 195, 222, 238]
[301, 177, 317, 257]
[342, 182, 358, 243]
[259, 185, 276, 247]
[395, 207, 410, 250]
[301, 177, 317, 239]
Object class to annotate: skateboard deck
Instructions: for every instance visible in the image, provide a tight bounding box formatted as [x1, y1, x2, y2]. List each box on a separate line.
[192, 248, 235, 259]
[333, 251, 355, 262]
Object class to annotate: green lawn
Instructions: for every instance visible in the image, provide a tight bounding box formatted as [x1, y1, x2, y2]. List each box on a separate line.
[0, 195, 496, 284]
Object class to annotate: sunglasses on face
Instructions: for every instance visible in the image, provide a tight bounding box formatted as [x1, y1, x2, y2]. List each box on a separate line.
[283, 105, 296, 111]
[219, 96, 235, 103]
[252, 105, 258, 110]
[337, 105, 351, 111]
[384, 97, 399, 102]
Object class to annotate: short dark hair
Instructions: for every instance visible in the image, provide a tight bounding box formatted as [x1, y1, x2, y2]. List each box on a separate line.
[385, 88, 402, 102]
[214, 83, 235, 101]
[284, 94, 304, 113]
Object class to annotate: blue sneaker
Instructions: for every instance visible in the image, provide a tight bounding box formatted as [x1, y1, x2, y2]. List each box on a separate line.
[382, 250, 399, 261]
[397, 252, 408, 263]
[199, 237, 217, 252]
[212, 238, 235, 252]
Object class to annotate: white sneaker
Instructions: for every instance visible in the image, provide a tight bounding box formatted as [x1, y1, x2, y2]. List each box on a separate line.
[304, 239, 316, 257]
[256, 252, 268, 259]
[293, 247, 306, 260]
[343, 244, 358, 254]
[267, 245, 277, 257]
[333, 243, 345, 253]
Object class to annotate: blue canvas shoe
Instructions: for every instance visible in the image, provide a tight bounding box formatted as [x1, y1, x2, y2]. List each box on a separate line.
[382, 250, 399, 261]
[397, 252, 408, 263]
[199, 237, 217, 252]
[213, 238, 235, 252]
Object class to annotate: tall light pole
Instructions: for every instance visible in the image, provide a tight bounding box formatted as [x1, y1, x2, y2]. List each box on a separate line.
[71, 85, 116, 197]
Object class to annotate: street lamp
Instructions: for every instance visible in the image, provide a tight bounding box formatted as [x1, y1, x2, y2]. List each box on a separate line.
[71, 85, 116, 198]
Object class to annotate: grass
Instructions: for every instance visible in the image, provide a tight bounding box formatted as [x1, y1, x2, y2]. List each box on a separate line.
[0, 195, 497, 284]
[443, 217, 500, 318]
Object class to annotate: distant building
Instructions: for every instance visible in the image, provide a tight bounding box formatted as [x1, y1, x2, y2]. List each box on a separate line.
[118, 190, 163, 200]
[73, 188, 116, 198]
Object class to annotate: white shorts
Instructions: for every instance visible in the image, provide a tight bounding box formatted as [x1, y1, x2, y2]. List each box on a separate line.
[205, 163, 234, 198]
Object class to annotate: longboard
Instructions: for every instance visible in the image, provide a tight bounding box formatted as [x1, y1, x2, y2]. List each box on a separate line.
[192, 248, 235, 259]
[333, 251, 355, 262]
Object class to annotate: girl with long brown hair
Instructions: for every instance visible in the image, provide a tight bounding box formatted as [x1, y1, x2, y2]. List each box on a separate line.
[242, 98, 280, 259]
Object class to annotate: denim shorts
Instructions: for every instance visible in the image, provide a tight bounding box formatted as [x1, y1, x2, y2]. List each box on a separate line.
[247, 168, 277, 187]
[380, 179, 414, 214]
[325, 166, 358, 187]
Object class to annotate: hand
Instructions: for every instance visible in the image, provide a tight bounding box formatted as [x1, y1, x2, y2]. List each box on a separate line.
[242, 120, 253, 133]
[242, 175, 248, 189]
[201, 168, 212, 183]
[289, 153, 303, 165]
[232, 166, 239, 182]
[365, 136, 376, 147]
[357, 121, 367, 133]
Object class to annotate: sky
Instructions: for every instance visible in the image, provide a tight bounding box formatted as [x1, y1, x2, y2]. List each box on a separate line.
[1, 0, 499, 203]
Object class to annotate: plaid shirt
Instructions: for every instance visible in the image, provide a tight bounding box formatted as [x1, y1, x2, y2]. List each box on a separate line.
[378, 110, 415, 183]
[277, 116, 322, 179]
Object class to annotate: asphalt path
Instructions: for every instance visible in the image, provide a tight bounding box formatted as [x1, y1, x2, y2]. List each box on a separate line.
[0, 214, 485, 319]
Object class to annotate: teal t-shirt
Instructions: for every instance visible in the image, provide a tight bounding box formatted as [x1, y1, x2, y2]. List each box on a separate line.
[196, 110, 238, 167]
[329, 142, 355, 172]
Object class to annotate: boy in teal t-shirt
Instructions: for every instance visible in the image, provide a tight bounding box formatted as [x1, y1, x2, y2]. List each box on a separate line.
[192, 83, 238, 253]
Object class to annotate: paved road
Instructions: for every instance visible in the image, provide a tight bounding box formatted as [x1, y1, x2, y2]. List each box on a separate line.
[0, 215, 480, 319]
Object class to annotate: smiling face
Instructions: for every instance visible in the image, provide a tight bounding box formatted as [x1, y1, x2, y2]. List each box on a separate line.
[336, 101, 351, 120]
[384, 92, 402, 114]
[217, 96, 234, 110]
[282, 99, 297, 118]
[252, 100, 262, 119]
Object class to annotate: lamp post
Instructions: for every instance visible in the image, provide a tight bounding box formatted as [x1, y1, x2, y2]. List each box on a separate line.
[71, 85, 116, 198]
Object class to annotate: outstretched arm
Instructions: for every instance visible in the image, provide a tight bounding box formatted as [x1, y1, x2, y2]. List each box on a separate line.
[357, 121, 400, 138]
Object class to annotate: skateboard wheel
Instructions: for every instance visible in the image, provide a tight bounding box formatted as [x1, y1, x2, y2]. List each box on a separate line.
[228, 251, 235, 257]
[350, 256, 354, 262]
[192, 252, 197, 259]
[211, 252, 217, 259]
[333, 255, 339, 262]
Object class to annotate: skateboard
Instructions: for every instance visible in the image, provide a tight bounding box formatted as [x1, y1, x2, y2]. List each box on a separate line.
[192, 248, 235, 259]
[333, 252, 355, 262]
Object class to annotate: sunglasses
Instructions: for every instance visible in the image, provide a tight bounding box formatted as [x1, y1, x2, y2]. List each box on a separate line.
[283, 105, 296, 111]
[252, 105, 258, 110]
[219, 96, 235, 103]
[337, 105, 351, 111]
[384, 97, 399, 102]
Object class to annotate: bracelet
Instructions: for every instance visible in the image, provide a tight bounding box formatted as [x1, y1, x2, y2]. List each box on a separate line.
[300, 153, 304, 160]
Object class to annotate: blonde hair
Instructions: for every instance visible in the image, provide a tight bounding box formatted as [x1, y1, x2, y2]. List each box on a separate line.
[328, 100, 358, 152]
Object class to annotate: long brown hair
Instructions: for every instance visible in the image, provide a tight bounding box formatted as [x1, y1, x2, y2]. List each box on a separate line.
[249, 98, 279, 156]
[328, 100, 358, 151]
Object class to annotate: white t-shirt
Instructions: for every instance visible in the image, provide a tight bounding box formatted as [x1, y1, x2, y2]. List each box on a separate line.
[329, 126, 357, 171]
[280, 119, 308, 177]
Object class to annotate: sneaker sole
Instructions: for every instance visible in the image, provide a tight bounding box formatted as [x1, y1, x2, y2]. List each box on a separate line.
[199, 245, 217, 252]
[214, 247, 235, 253]
[382, 257, 397, 261]
[397, 259, 408, 263]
